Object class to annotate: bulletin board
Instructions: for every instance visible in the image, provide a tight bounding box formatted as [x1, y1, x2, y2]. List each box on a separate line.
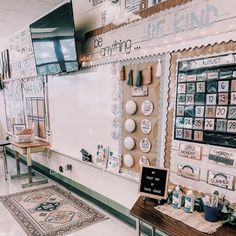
[3, 79, 25, 133]
[165, 42, 236, 203]
[121, 61, 160, 173]
[23, 77, 49, 139]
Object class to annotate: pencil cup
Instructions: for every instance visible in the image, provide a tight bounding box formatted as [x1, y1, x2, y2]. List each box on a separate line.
[203, 204, 222, 222]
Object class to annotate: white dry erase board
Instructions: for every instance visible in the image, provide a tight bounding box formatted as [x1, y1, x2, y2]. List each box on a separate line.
[48, 65, 119, 158]
[139, 166, 169, 200]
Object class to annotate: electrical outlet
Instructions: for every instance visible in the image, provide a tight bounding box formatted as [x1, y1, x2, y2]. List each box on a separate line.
[58, 163, 72, 172]
[66, 164, 72, 171]
[59, 165, 63, 173]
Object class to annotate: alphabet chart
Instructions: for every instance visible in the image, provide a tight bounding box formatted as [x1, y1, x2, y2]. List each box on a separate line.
[174, 53, 236, 148]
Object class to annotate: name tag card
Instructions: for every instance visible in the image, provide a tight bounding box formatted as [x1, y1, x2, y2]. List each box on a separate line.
[209, 149, 236, 167]
[178, 143, 202, 160]
[132, 86, 148, 97]
[139, 166, 169, 200]
[207, 170, 234, 190]
[177, 163, 200, 180]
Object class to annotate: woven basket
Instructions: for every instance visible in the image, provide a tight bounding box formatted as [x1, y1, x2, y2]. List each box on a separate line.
[14, 134, 34, 143]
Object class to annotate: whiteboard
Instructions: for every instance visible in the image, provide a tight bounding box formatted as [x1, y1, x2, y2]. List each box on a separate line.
[48, 64, 119, 159]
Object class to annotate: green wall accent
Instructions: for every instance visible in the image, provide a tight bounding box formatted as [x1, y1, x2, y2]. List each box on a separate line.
[6, 147, 165, 236]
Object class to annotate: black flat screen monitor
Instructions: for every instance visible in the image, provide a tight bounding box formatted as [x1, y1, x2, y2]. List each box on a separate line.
[30, 1, 79, 76]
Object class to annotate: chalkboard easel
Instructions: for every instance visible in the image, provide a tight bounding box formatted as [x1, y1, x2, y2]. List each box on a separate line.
[139, 166, 169, 202]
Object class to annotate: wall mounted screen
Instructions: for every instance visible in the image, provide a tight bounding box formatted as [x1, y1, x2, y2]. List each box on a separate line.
[30, 2, 79, 76]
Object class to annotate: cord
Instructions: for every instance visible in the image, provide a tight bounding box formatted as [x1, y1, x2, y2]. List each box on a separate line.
[46, 146, 58, 176]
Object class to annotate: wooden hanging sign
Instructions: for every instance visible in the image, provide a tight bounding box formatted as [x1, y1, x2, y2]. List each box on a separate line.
[207, 170, 234, 190]
[177, 163, 200, 181]
[209, 149, 236, 167]
[178, 143, 202, 160]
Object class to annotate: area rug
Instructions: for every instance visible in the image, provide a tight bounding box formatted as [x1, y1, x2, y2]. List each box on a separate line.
[0, 185, 108, 236]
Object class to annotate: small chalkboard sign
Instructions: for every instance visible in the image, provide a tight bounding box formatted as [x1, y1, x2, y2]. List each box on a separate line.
[139, 166, 169, 200]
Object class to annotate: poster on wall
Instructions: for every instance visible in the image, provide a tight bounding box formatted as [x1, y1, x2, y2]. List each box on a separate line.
[174, 53, 236, 148]
[125, 0, 148, 13]
[23, 77, 48, 139]
[0, 49, 11, 79]
[9, 29, 37, 79]
[3, 80, 25, 133]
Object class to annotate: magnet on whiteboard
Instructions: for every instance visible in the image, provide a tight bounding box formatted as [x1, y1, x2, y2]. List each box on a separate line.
[125, 100, 137, 115]
[125, 119, 136, 133]
[111, 128, 119, 140]
[111, 103, 119, 115]
[124, 154, 134, 168]
[124, 136, 135, 150]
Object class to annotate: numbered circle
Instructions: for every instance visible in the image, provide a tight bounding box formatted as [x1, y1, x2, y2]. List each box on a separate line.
[112, 88, 119, 100]
[141, 119, 152, 134]
[124, 136, 135, 150]
[141, 100, 154, 116]
[123, 154, 134, 168]
[111, 128, 119, 140]
[139, 138, 151, 153]
[139, 156, 150, 167]
[125, 119, 136, 133]
[125, 100, 137, 115]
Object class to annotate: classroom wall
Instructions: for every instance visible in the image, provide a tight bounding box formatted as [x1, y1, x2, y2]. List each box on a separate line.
[1, 0, 236, 208]
[32, 64, 140, 209]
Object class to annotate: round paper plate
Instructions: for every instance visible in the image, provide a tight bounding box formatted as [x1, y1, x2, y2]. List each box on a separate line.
[139, 138, 151, 153]
[124, 136, 135, 150]
[125, 119, 136, 133]
[141, 100, 154, 116]
[125, 100, 137, 115]
[139, 156, 150, 167]
[141, 119, 152, 134]
[123, 154, 134, 168]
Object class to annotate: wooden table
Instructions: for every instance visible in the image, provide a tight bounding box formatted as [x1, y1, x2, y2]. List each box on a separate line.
[0, 140, 10, 180]
[130, 196, 236, 236]
[11, 140, 49, 188]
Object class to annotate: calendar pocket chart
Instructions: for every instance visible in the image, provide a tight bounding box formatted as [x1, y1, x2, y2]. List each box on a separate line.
[174, 53, 236, 148]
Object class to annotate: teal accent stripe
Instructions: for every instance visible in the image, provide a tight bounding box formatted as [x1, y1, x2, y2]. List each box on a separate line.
[6, 147, 164, 236]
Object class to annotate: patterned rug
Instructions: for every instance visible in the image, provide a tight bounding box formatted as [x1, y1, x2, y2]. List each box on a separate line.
[0, 185, 108, 236]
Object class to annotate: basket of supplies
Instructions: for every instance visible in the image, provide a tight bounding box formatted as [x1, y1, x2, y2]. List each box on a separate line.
[13, 129, 34, 143]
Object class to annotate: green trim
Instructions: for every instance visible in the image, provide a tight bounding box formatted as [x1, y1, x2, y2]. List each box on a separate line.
[6, 148, 164, 236]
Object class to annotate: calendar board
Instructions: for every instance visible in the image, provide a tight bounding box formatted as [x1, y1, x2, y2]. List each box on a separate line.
[174, 53, 236, 148]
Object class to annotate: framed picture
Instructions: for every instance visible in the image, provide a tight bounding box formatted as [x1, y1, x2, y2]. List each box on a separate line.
[13, 124, 26, 135]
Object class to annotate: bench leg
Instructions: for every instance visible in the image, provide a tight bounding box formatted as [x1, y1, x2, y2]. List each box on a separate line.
[136, 219, 141, 236]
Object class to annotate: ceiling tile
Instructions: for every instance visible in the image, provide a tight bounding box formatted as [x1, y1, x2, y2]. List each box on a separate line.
[0, 0, 65, 41]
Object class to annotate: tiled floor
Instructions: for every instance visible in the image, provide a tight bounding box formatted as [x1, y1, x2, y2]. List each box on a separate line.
[0, 155, 138, 236]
